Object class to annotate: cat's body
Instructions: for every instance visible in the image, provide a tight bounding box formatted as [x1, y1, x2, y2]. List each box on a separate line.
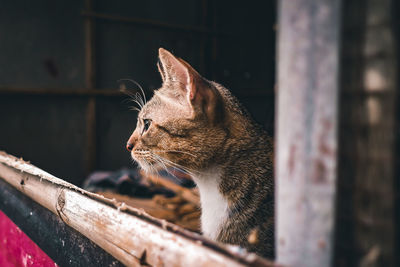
[127, 48, 274, 258]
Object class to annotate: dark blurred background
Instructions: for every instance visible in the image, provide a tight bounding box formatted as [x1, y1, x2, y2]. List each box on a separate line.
[1, 1, 400, 266]
[0, 0, 276, 186]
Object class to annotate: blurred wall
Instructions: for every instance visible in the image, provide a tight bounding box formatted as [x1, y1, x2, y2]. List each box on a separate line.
[0, 0, 276, 185]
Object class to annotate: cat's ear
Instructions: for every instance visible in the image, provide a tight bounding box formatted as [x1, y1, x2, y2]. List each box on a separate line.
[157, 59, 166, 82]
[158, 48, 222, 123]
[158, 48, 195, 98]
[158, 48, 207, 102]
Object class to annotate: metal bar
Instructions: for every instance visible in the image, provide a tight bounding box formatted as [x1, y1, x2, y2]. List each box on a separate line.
[81, 11, 234, 37]
[0, 178, 123, 266]
[275, 0, 341, 266]
[0, 87, 129, 96]
[84, 0, 97, 176]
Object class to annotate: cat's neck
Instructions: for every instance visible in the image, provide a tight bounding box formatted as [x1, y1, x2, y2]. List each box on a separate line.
[191, 167, 229, 240]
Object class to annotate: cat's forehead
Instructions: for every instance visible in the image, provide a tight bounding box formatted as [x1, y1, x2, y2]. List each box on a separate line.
[139, 95, 161, 119]
[139, 90, 191, 121]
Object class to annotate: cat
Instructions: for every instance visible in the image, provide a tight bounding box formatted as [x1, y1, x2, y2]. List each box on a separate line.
[126, 48, 274, 258]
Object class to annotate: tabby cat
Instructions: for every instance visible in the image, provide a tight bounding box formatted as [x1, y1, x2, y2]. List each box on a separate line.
[126, 48, 274, 258]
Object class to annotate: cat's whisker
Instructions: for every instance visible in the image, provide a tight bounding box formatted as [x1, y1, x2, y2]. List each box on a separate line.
[124, 96, 143, 112]
[129, 157, 138, 167]
[152, 157, 175, 180]
[130, 79, 147, 105]
[142, 157, 154, 174]
[129, 106, 141, 112]
[149, 159, 158, 175]
[119, 84, 145, 112]
[132, 94, 144, 109]
[120, 85, 137, 99]
[157, 157, 171, 174]
[118, 78, 147, 106]
[152, 154, 168, 171]
[154, 156, 198, 177]
[134, 92, 145, 108]
[139, 153, 156, 174]
[153, 149, 197, 158]
[151, 154, 185, 183]
[153, 155, 179, 171]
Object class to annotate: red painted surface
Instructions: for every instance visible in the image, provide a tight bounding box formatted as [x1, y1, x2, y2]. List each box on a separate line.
[0, 210, 56, 267]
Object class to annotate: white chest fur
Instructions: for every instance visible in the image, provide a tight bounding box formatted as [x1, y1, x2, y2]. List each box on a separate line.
[192, 168, 229, 240]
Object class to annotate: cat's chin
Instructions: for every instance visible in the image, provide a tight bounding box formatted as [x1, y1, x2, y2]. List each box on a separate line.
[137, 161, 164, 174]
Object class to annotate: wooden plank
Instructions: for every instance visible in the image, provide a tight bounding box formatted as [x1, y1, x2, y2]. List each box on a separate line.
[275, 0, 341, 266]
[0, 87, 127, 96]
[0, 151, 275, 267]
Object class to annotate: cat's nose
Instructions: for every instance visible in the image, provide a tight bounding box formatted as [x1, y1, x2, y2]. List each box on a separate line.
[126, 143, 133, 151]
[127, 132, 138, 152]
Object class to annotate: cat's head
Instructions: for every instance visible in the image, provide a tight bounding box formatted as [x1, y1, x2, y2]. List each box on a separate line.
[126, 48, 229, 174]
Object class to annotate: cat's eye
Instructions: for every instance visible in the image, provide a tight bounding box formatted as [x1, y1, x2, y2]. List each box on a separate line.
[142, 119, 151, 134]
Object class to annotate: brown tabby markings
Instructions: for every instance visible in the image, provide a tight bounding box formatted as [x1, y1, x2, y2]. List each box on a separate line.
[127, 48, 274, 258]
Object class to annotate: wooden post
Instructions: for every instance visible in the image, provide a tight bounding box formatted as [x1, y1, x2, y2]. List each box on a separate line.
[84, 0, 97, 175]
[275, 0, 341, 266]
[335, 0, 398, 266]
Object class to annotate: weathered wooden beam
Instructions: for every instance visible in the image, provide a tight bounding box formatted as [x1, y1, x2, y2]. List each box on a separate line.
[0, 87, 127, 96]
[81, 11, 233, 37]
[275, 0, 341, 266]
[0, 86, 277, 98]
[0, 151, 275, 266]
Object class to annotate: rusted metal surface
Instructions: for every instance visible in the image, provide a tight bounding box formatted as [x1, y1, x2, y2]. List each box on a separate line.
[276, 0, 341, 266]
[0, 151, 277, 267]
